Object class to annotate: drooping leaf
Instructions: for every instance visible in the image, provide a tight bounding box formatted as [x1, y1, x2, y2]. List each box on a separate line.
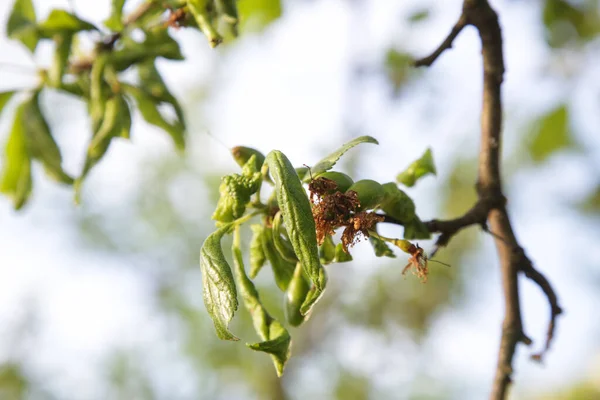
[37, 9, 97, 37]
[22, 92, 73, 184]
[104, 0, 126, 31]
[124, 84, 185, 151]
[319, 235, 336, 265]
[232, 226, 291, 375]
[369, 235, 396, 258]
[200, 224, 239, 341]
[137, 60, 185, 127]
[0, 102, 32, 209]
[261, 227, 295, 291]
[528, 105, 577, 163]
[307, 136, 379, 180]
[284, 262, 310, 326]
[272, 212, 298, 263]
[249, 224, 267, 278]
[266, 150, 327, 314]
[396, 148, 436, 187]
[334, 243, 353, 263]
[6, 0, 39, 52]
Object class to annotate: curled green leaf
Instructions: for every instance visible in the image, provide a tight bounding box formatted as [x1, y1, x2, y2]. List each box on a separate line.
[265, 150, 327, 314]
[212, 172, 261, 223]
[307, 135, 379, 180]
[272, 212, 298, 263]
[261, 227, 295, 291]
[200, 224, 239, 341]
[319, 235, 336, 265]
[396, 148, 436, 187]
[249, 224, 267, 278]
[0, 102, 32, 210]
[232, 226, 291, 376]
[369, 235, 396, 258]
[231, 146, 265, 172]
[334, 243, 353, 263]
[48, 33, 73, 87]
[285, 262, 310, 326]
[37, 9, 97, 37]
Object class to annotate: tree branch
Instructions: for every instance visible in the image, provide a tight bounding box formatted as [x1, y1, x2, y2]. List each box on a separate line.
[414, 1, 562, 399]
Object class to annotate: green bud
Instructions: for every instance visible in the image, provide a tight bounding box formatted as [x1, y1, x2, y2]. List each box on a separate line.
[346, 179, 385, 210]
[316, 171, 354, 193]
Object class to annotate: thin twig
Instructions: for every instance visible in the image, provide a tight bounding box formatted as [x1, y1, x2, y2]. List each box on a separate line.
[414, 1, 561, 399]
[414, 15, 468, 67]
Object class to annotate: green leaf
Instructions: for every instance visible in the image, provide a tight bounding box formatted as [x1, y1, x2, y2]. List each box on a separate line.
[232, 226, 291, 376]
[38, 9, 97, 37]
[0, 102, 32, 210]
[266, 150, 327, 314]
[319, 235, 336, 265]
[284, 262, 310, 326]
[0, 91, 16, 118]
[408, 9, 430, 23]
[110, 29, 184, 71]
[272, 212, 298, 263]
[48, 33, 73, 87]
[200, 224, 239, 341]
[380, 182, 430, 239]
[137, 60, 185, 127]
[369, 235, 396, 258]
[238, 0, 282, 32]
[307, 136, 379, 180]
[543, 0, 600, 47]
[261, 227, 295, 291]
[104, 0, 126, 31]
[212, 173, 260, 223]
[6, 0, 39, 52]
[334, 243, 353, 263]
[187, 0, 222, 47]
[249, 224, 267, 278]
[231, 146, 265, 171]
[124, 84, 185, 151]
[384, 49, 416, 95]
[22, 92, 73, 184]
[528, 105, 577, 163]
[396, 148, 436, 187]
[215, 0, 239, 23]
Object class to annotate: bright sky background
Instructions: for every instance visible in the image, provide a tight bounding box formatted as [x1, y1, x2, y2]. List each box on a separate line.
[1, 0, 599, 399]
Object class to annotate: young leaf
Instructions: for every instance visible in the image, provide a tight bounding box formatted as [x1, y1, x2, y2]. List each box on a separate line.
[0, 102, 32, 209]
[22, 92, 73, 184]
[308, 136, 379, 180]
[369, 235, 396, 258]
[212, 173, 260, 223]
[37, 9, 97, 37]
[124, 85, 185, 151]
[232, 226, 291, 376]
[200, 224, 239, 341]
[104, 0, 126, 31]
[6, 0, 39, 52]
[284, 262, 310, 326]
[261, 227, 295, 291]
[249, 224, 267, 278]
[396, 148, 436, 187]
[231, 146, 265, 172]
[265, 150, 327, 314]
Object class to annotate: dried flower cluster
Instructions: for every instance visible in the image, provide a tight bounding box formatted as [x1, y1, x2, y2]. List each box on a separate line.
[309, 177, 383, 252]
